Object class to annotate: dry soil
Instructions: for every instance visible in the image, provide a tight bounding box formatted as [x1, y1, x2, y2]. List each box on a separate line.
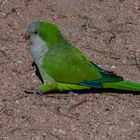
[0, 0, 140, 140]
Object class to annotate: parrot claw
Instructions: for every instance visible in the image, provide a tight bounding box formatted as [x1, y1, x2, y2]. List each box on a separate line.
[24, 88, 41, 96]
[67, 91, 78, 97]
[60, 91, 78, 100]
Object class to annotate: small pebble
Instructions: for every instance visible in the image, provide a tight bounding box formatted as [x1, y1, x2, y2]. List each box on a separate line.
[58, 129, 66, 135]
[111, 65, 116, 69]
[122, 60, 126, 64]
[2, 13, 6, 16]
[130, 121, 134, 126]
[31, 73, 35, 76]
[16, 60, 22, 64]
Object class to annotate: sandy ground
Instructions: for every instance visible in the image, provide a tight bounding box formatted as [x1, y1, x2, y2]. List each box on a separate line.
[0, 0, 140, 139]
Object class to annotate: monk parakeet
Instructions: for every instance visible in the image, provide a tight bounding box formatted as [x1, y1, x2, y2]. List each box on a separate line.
[25, 21, 140, 94]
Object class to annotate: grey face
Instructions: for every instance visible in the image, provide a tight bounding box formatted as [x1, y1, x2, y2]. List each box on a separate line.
[25, 22, 40, 41]
[26, 23, 48, 65]
[27, 22, 39, 33]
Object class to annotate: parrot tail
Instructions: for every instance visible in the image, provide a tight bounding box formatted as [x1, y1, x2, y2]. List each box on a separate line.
[102, 80, 140, 91]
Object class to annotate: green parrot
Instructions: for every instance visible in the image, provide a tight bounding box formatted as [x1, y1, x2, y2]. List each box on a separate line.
[25, 21, 140, 94]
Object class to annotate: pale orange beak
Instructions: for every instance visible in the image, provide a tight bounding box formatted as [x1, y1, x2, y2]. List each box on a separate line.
[24, 32, 31, 40]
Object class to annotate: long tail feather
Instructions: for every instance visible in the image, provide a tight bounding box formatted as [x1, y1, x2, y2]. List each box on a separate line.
[102, 80, 140, 91]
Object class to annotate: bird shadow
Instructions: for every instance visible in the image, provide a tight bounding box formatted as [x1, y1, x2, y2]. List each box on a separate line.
[32, 62, 43, 83]
[30, 62, 140, 96]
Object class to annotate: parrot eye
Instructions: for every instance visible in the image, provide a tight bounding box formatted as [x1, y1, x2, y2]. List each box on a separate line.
[34, 31, 38, 34]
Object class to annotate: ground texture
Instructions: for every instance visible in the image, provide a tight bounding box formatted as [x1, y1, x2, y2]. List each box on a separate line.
[0, 0, 140, 140]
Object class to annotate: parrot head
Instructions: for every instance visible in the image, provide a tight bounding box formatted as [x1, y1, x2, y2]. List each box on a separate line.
[25, 21, 64, 47]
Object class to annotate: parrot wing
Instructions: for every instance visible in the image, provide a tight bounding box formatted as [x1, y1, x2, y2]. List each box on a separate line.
[42, 44, 123, 88]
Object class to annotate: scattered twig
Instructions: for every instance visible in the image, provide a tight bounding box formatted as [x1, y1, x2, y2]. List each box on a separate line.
[48, 131, 62, 140]
[0, 49, 7, 57]
[0, 104, 7, 116]
[89, 48, 120, 60]
[10, 68, 23, 75]
[133, 53, 140, 72]
[108, 31, 116, 44]
[68, 98, 87, 112]
[24, 67, 35, 73]
[3, 118, 28, 139]
[47, 107, 80, 121]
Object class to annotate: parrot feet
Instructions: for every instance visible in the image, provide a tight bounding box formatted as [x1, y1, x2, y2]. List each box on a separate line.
[24, 88, 41, 96]
[60, 91, 78, 100]
[68, 91, 78, 96]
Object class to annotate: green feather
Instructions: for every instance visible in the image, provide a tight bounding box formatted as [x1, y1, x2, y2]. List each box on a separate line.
[102, 81, 140, 91]
[42, 42, 102, 84]
[37, 22, 65, 47]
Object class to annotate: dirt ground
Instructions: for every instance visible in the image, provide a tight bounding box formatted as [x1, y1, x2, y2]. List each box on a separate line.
[0, 0, 140, 140]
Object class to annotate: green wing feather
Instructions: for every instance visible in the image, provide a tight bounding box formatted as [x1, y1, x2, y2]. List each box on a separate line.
[42, 42, 122, 88]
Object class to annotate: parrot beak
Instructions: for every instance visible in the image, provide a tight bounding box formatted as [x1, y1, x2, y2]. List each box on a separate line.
[24, 32, 31, 40]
